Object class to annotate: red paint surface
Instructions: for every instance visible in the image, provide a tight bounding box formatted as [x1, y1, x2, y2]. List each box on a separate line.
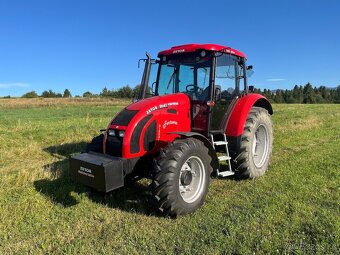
[225, 94, 271, 136]
[158, 43, 246, 58]
[107, 93, 191, 158]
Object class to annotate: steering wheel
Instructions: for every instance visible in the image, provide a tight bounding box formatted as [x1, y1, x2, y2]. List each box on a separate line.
[185, 84, 203, 94]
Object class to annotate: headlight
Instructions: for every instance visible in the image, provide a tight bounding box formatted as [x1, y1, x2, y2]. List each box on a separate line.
[118, 131, 125, 137]
[108, 129, 116, 136]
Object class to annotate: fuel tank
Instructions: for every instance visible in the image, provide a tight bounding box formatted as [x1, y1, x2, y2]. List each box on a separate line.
[104, 93, 191, 159]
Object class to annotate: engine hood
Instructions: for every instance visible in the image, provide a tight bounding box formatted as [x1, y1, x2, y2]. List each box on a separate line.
[126, 93, 190, 113]
[106, 93, 191, 158]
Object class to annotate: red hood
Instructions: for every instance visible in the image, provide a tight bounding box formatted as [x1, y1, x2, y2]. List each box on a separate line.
[108, 93, 191, 158]
[126, 93, 190, 113]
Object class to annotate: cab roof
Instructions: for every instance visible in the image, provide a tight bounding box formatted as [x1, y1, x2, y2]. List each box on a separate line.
[158, 43, 246, 58]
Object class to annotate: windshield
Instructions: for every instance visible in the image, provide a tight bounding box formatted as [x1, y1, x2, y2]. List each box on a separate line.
[156, 53, 212, 101]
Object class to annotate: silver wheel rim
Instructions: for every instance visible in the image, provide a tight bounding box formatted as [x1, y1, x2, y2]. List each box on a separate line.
[179, 156, 205, 203]
[252, 124, 269, 168]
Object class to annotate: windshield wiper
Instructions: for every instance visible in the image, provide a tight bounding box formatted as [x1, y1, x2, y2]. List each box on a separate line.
[167, 68, 177, 91]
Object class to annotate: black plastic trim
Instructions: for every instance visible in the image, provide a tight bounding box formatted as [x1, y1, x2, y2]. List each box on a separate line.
[69, 152, 140, 192]
[112, 109, 138, 126]
[143, 120, 156, 151]
[130, 115, 153, 154]
[167, 109, 177, 114]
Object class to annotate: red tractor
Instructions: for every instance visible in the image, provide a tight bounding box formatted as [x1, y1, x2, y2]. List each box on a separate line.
[70, 43, 273, 216]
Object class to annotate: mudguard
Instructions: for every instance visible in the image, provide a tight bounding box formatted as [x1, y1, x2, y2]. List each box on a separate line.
[170, 131, 219, 171]
[225, 94, 272, 137]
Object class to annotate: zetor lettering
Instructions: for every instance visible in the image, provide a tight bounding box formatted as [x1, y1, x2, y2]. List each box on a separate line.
[69, 43, 273, 217]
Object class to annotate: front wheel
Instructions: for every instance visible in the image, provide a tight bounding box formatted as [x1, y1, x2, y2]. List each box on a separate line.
[151, 138, 212, 216]
[234, 107, 273, 178]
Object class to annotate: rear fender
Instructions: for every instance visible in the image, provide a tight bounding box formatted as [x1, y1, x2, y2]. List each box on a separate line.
[225, 94, 272, 137]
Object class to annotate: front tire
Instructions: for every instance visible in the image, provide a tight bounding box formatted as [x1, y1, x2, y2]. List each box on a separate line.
[234, 107, 273, 178]
[151, 138, 212, 216]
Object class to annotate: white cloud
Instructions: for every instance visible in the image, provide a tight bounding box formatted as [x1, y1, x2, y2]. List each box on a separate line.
[266, 78, 286, 82]
[0, 83, 30, 89]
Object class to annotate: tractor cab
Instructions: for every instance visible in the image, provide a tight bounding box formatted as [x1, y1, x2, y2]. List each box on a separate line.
[138, 44, 253, 136]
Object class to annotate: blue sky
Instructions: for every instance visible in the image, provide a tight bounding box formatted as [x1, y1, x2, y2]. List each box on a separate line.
[0, 0, 339, 96]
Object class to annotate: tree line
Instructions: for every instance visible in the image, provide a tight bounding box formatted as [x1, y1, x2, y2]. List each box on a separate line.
[8, 83, 340, 104]
[19, 85, 140, 99]
[21, 89, 72, 98]
[254, 83, 340, 104]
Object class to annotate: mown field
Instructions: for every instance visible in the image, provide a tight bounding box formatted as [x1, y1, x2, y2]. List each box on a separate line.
[0, 98, 339, 254]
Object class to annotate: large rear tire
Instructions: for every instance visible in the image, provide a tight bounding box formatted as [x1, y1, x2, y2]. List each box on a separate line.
[234, 107, 273, 178]
[151, 138, 212, 216]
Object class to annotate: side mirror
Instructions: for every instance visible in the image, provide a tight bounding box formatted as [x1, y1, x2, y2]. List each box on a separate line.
[214, 87, 221, 101]
[246, 65, 254, 78]
[151, 82, 156, 96]
[248, 85, 254, 92]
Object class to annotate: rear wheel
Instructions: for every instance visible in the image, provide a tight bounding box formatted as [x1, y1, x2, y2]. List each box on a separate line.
[234, 107, 273, 178]
[151, 138, 212, 216]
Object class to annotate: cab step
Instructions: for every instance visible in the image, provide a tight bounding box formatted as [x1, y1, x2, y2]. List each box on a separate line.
[214, 141, 228, 146]
[210, 130, 235, 178]
[218, 155, 231, 161]
[217, 170, 235, 177]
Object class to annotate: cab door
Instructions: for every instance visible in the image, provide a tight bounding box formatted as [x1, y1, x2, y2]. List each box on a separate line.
[210, 54, 240, 130]
[188, 64, 211, 135]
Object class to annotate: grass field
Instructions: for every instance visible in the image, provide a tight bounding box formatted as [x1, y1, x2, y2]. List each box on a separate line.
[0, 98, 339, 254]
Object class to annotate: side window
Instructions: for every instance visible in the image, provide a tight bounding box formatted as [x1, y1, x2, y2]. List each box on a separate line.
[215, 54, 237, 99]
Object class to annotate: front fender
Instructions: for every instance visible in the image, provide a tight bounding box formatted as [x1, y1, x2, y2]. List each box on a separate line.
[170, 131, 219, 171]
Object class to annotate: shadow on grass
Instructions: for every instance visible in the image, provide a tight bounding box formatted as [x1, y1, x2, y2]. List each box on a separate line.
[43, 141, 88, 157]
[34, 142, 158, 216]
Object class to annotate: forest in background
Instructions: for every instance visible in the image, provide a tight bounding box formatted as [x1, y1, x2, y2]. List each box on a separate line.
[2, 83, 340, 104]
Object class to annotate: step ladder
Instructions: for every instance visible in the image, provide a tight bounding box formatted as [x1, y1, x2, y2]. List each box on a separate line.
[210, 130, 235, 177]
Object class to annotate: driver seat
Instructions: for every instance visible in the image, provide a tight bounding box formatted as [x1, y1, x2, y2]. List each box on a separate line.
[198, 85, 221, 101]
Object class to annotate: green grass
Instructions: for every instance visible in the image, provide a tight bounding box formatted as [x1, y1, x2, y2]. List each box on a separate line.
[0, 99, 339, 254]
